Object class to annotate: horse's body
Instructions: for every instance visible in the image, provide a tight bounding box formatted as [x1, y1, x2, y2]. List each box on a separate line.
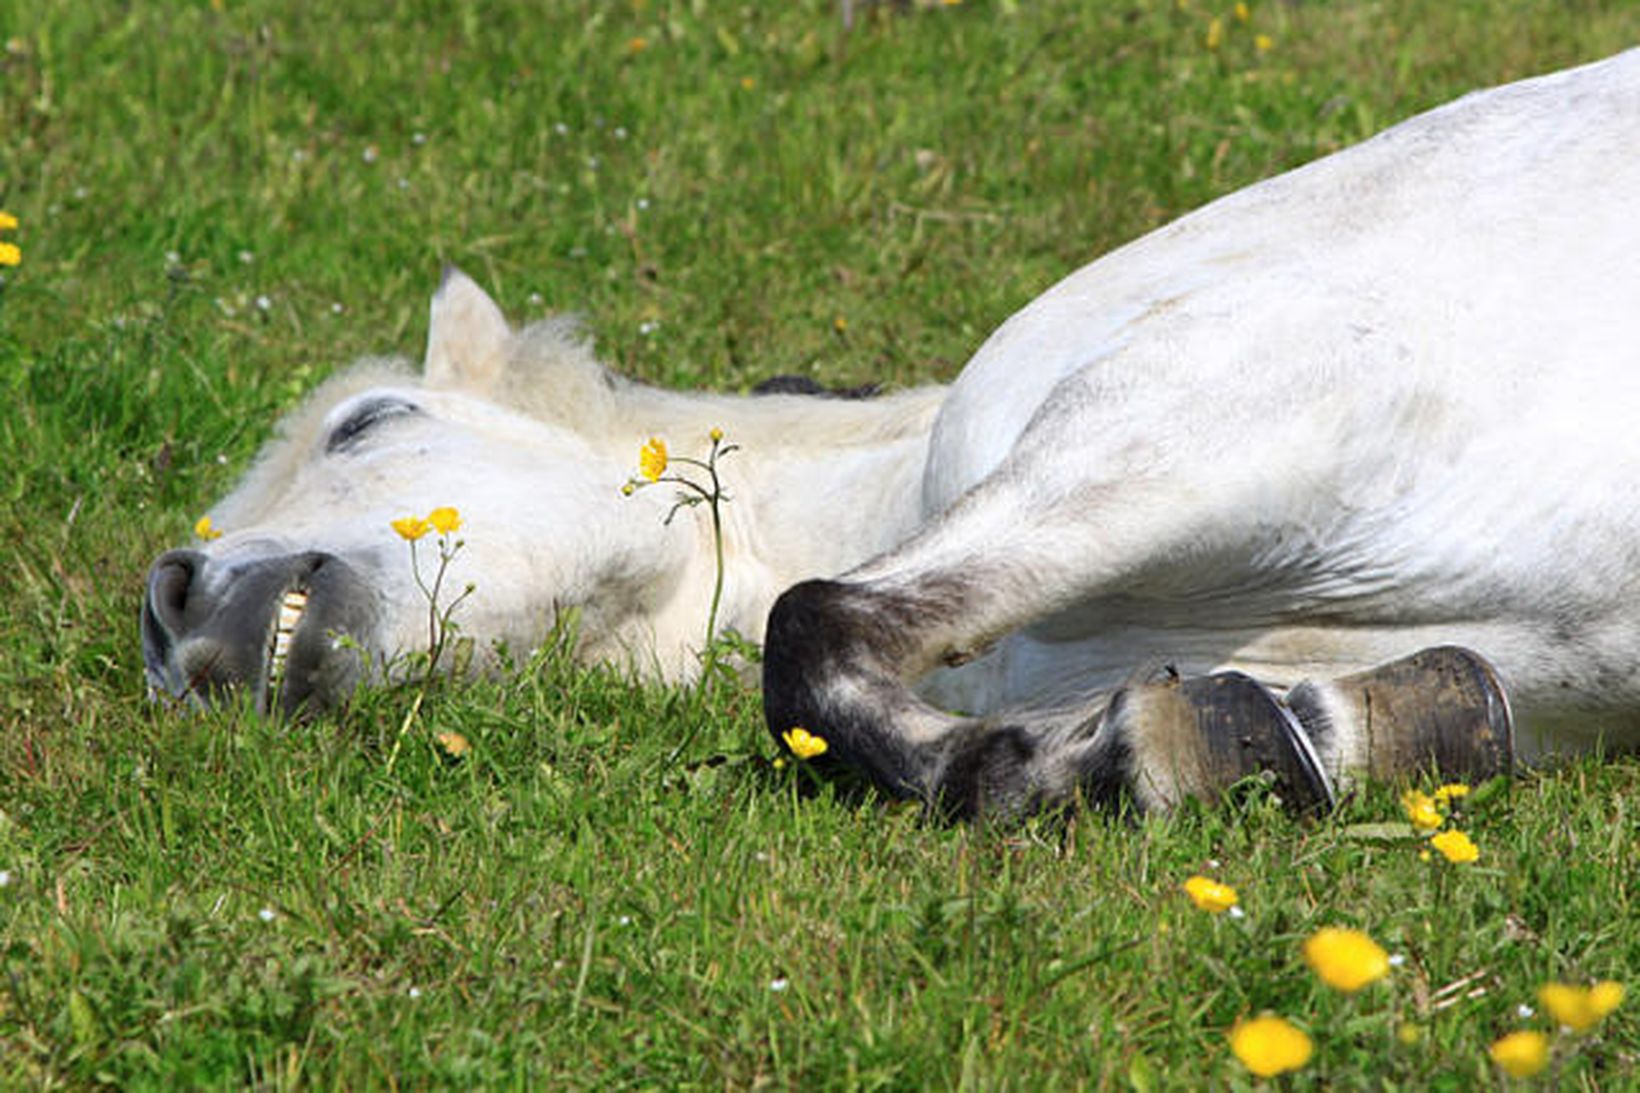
[145, 50, 1640, 815]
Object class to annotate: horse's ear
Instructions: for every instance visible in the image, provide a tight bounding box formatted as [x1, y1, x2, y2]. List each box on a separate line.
[424, 266, 512, 391]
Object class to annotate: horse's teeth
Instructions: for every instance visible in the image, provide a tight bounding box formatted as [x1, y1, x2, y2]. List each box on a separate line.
[268, 589, 309, 689]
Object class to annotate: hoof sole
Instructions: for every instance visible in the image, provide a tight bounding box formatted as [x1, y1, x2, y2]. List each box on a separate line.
[1286, 645, 1514, 785]
[1109, 671, 1334, 815]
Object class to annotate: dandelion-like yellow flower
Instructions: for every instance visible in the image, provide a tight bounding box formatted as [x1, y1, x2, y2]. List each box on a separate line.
[1401, 788, 1443, 831]
[0, 242, 18, 267]
[782, 726, 829, 760]
[740, 76, 756, 91]
[709, 426, 724, 443]
[1254, 33, 1273, 52]
[1228, 1014, 1313, 1078]
[1433, 782, 1470, 804]
[194, 515, 223, 541]
[1538, 980, 1624, 1032]
[435, 730, 471, 758]
[1304, 927, 1391, 992]
[392, 515, 431, 541]
[1182, 875, 1239, 914]
[427, 506, 462, 535]
[1234, 1, 1250, 22]
[1429, 829, 1480, 863]
[1205, 17, 1224, 51]
[627, 36, 647, 53]
[1488, 1029, 1550, 1077]
[639, 437, 668, 482]
[833, 316, 848, 334]
[0, 211, 17, 231]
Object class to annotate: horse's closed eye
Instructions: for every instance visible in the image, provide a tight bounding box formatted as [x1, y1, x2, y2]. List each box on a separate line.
[326, 397, 421, 454]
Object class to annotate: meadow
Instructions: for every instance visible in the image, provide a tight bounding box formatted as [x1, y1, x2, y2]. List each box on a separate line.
[3, 0, 1639, 1085]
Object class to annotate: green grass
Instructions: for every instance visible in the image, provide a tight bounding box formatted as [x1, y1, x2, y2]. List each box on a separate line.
[4, 0, 1640, 1085]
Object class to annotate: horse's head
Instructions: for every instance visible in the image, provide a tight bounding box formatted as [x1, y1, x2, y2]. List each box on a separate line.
[142, 269, 694, 715]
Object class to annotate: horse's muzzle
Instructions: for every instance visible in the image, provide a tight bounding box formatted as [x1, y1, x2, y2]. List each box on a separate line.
[141, 549, 378, 716]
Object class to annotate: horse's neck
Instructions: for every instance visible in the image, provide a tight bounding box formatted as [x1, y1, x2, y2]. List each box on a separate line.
[615, 383, 947, 638]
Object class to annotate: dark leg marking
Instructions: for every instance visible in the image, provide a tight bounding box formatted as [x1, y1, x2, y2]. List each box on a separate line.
[763, 579, 1127, 819]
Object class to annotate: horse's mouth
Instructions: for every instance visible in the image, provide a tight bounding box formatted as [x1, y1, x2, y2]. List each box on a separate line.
[143, 549, 377, 717]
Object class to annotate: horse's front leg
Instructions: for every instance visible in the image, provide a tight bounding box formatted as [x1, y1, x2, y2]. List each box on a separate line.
[765, 573, 1515, 819]
[762, 575, 1128, 818]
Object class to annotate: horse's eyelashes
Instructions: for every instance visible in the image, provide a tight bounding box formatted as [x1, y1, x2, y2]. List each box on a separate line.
[326, 397, 421, 454]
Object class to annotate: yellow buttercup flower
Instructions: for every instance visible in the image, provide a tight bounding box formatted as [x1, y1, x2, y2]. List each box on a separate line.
[1304, 927, 1391, 992]
[1488, 1029, 1550, 1077]
[639, 437, 668, 481]
[1429, 829, 1480, 863]
[1205, 17, 1224, 51]
[1254, 33, 1273, 52]
[709, 426, 724, 443]
[1234, 1, 1250, 22]
[0, 242, 18, 267]
[782, 727, 829, 760]
[1433, 782, 1471, 804]
[1182, 875, 1239, 914]
[427, 506, 462, 535]
[0, 211, 17, 231]
[1228, 1013, 1312, 1078]
[1538, 980, 1624, 1032]
[194, 515, 223, 541]
[435, 730, 470, 758]
[392, 515, 431, 541]
[1401, 788, 1443, 831]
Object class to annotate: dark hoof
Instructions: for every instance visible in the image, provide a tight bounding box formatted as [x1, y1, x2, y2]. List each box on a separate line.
[1107, 671, 1334, 815]
[1286, 645, 1514, 785]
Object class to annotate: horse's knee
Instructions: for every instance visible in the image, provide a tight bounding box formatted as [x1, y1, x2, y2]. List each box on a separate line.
[762, 579, 855, 737]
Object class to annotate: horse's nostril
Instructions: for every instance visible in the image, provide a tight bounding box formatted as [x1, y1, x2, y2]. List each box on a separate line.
[144, 550, 205, 639]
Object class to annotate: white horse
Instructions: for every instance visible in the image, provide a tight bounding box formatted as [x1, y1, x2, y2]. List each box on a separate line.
[146, 50, 1640, 817]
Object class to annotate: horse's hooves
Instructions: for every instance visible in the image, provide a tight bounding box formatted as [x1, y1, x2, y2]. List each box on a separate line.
[1107, 671, 1334, 815]
[1286, 645, 1514, 785]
